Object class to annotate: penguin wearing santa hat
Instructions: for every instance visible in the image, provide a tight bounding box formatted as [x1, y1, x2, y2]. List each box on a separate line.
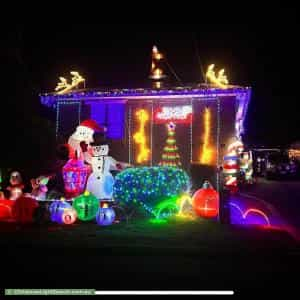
[68, 120, 106, 162]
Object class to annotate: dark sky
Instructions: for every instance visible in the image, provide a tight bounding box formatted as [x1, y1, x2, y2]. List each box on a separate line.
[3, 22, 300, 151]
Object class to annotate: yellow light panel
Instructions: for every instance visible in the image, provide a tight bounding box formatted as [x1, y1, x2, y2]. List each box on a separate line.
[133, 109, 151, 164]
[200, 108, 214, 165]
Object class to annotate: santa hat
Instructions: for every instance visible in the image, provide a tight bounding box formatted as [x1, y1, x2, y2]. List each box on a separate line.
[79, 120, 107, 133]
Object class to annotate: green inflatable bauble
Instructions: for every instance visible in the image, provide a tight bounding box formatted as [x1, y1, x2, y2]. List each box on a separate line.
[72, 191, 99, 221]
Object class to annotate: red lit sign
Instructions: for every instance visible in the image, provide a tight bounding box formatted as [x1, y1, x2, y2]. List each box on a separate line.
[154, 106, 193, 124]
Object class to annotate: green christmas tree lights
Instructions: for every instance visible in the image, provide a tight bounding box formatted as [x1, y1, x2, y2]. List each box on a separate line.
[159, 122, 182, 167]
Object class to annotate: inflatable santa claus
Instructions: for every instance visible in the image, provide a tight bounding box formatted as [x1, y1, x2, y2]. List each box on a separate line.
[223, 140, 244, 194]
[68, 120, 106, 162]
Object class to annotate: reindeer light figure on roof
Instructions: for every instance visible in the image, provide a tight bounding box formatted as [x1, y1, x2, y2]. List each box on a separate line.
[206, 64, 229, 89]
[55, 71, 85, 95]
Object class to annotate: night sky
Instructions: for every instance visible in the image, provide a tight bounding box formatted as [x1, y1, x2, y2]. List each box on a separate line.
[2, 22, 299, 168]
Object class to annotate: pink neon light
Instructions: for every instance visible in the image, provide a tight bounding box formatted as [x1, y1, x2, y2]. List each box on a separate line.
[229, 202, 271, 227]
[229, 202, 244, 216]
[243, 209, 271, 227]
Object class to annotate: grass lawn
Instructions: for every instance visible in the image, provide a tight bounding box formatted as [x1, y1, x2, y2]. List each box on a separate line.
[0, 218, 299, 294]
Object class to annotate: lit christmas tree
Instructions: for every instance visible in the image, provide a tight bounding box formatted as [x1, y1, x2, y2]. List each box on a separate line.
[159, 122, 182, 167]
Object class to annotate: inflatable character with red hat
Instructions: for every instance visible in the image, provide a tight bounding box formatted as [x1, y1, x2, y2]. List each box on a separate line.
[68, 119, 106, 162]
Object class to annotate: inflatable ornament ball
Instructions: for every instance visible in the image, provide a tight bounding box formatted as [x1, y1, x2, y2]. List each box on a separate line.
[192, 181, 219, 218]
[96, 202, 116, 226]
[12, 196, 39, 223]
[59, 208, 77, 225]
[72, 191, 99, 221]
[49, 199, 72, 223]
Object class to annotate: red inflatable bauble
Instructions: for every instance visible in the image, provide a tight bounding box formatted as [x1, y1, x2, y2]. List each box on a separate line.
[192, 187, 219, 218]
[12, 196, 39, 223]
[0, 199, 14, 220]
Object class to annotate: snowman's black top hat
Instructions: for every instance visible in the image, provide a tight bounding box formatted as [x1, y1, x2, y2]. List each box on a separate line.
[91, 132, 108, 146]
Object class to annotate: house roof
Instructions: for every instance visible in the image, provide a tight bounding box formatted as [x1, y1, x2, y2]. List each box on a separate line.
[40, 83, 251, 138]
[40, 83, 251, 108]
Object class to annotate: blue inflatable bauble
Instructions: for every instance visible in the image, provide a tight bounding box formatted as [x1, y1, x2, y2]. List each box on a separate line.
[49, 200, 72, 223]
[96, 206, 116, 226]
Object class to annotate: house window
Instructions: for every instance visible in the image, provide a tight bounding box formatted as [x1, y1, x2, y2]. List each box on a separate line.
[90, 102, 125, 140]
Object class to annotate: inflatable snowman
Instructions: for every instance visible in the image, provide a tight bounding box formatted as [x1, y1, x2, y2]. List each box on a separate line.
[86, 135, 129, 201]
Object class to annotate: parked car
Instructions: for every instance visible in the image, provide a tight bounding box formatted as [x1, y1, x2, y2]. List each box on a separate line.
[264, 152, 298, 179]
[252, 148, 281, 177]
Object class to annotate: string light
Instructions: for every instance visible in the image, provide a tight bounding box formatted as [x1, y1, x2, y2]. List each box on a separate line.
[56, 101, 81, 138]
[133, 109, 150, 164]
[41, 87, 251, 109]
[177, 194, 195, 219]
[190, 99, 193, 163]
[128, 107, 132, 165]
[113, 167, 190, 217]
[150, 46, 165, 81]
[206, 64, 229, 89]
[200, 108, 214, 165]
[152, 69, 163, 80]
[159, 122, 182, 167]
[216, 98, 221, 192]
[153, 196, 179, 219]
[151, 101, 154, 166]
[56, 102, 60, 138]
[152, 46, 163, 60]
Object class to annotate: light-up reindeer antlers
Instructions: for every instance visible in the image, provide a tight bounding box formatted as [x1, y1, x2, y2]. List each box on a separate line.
[55, 72, 85, 95]
[55, 77, 70, 92]
[206, 64, 229, 89]
[70, 71, 84, 86]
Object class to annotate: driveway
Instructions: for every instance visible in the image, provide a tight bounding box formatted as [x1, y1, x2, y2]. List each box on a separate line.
[235, 178, 300, 239]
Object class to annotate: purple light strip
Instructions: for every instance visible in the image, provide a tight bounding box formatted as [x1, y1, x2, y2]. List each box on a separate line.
[41, 88, 250, 109]
[40, 86, 250, 103]
[41, 85, 250, 97]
